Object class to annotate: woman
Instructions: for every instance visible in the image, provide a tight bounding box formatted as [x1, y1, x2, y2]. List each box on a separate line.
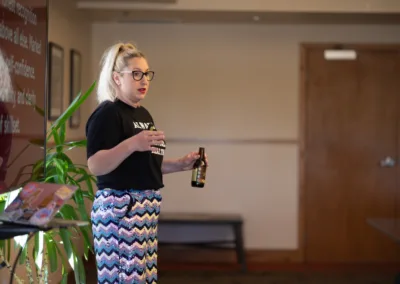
[86, 42, 207, 284]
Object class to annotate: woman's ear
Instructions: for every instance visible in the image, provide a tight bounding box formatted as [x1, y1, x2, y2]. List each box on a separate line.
[112, 71, 121, 86]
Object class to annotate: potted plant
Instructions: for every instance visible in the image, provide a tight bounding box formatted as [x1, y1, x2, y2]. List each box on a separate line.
[0, 81, 96, 284]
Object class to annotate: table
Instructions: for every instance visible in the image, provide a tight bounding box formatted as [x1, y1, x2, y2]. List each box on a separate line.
[0, 223, 41, 240]
[0, 220, 89, 284]
[159, 212, 247, 272]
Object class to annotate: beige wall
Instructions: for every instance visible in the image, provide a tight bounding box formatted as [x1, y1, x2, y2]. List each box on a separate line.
[91, 22, 400, 250]
[48, 0, 94, 139]
[77, 0, 400, 13]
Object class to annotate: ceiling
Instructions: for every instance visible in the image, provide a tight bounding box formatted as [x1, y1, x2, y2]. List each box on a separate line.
[70, 0, 400, 25]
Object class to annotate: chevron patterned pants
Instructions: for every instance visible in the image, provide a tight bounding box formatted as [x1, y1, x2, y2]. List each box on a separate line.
[91, 189, 162, 284]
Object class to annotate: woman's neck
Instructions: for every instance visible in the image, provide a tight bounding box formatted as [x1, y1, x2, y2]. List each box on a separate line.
[116, 96, 140, 108]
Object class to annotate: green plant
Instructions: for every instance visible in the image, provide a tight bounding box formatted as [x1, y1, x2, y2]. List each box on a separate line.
[0, 81, 97, 283]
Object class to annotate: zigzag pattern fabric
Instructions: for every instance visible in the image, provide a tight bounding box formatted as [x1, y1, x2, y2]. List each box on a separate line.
[91, 189, 162, 284]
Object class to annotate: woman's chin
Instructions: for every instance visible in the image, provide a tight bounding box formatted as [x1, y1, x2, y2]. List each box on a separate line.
[135, 93, 146, 100]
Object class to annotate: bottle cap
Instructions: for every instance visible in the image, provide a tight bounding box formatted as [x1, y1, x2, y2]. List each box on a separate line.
[199, 147, 205, 155]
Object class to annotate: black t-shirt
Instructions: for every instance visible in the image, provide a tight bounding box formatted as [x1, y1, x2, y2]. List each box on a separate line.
[85, 99, 166, 190]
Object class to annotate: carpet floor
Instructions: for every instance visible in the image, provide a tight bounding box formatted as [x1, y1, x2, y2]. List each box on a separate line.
[80, 268, 398, 284]
[157, 270, 398, 284]
[77, 257, 399, 284]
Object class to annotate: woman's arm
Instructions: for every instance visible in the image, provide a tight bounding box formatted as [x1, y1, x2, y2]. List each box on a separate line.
[162, 151, 208, 174]
[161, 158, 185, 174]
[87, 138, 133, 176]
[88, 130, 165, 176]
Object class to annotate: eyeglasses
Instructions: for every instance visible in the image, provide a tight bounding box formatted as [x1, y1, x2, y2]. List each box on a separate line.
[119, 70, 155, 81]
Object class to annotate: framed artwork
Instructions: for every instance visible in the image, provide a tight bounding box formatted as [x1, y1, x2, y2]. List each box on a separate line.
[47, 42, 64, 121]
[69, 49, 81, 128]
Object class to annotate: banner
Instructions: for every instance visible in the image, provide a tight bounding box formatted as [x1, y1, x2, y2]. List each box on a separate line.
[0, 0, 48, 193]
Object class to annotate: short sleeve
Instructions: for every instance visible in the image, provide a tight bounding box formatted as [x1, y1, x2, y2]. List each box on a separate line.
[85, 103, 122, 159]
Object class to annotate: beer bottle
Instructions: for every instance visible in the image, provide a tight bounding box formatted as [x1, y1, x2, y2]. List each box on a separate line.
[191, 147, 207, 188]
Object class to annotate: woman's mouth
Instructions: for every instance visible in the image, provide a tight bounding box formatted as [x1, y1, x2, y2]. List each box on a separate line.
[138, 88, 147, 94]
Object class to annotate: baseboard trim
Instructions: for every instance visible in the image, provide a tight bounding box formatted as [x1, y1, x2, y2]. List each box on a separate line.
[158, 246, 302, 264]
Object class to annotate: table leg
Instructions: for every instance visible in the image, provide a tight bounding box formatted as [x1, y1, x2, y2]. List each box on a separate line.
[233, 223, 247, 272]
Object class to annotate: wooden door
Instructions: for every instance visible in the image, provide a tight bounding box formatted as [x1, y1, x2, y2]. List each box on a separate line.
[303, 45, 400, 262]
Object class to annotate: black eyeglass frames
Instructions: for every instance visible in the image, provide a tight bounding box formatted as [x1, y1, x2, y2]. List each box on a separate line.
[119, 70, 155, 81]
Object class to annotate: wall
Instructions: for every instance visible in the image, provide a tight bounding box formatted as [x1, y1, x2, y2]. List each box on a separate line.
[91, 22, 400, 250]
[0, 1, 94, 283]
[48, 0, 94, 139]
[77, 0, 400, 13]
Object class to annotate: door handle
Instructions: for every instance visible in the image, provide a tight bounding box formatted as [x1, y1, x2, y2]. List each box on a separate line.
[380, 156, 396, 167]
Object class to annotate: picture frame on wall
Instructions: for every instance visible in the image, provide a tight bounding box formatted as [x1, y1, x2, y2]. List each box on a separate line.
[47, 42, 64, 121]
[69, 49, 81, 129]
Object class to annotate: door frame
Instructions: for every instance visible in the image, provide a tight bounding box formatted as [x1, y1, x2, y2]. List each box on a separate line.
[298, 43, 400, 262]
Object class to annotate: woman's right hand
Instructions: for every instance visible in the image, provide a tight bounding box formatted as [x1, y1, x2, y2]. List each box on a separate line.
[129, 130, 165, 152]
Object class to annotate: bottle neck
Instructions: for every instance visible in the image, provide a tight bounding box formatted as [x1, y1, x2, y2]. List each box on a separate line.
[199, 147, 205, 159]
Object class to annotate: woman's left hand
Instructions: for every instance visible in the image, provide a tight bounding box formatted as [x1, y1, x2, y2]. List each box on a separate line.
[180, 150, 209, 171]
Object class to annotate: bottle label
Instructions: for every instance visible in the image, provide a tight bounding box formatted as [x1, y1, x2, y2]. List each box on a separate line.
[192, 165, 206, 183]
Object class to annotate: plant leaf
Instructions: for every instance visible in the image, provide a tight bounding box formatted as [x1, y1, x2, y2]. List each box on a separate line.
[44, 234, 58, 273]
[52, 128, 62, 153]
[33, 104, 45, 117]
[0, 199, 5, 212]
[0, 241, 4, 258]
[59, 122, 66, 145]
[81, 190, 94, 202]
[7, 238, 10, 262]
[29, 138, 46, 148]
[57, 152, 74, 167]
[23, 89, 46, 117]
[33, 231, 44, 273]
[18, 242, 27, 265]
[54, 238, 69, 269]
[71, 242, 86, 284]
[74, 189, 90, 222]
[79, 226, 93, 258]
[10, 82, 97, 282]
[48, 81, 96, 137]
[45, 140, 87, 152]
[60, 271, 69, 284]
[54, 240, 69, 284]
[59, 229, 74, 269]
[59, 204, 79, 220]
[66, 140, 87, 147]
[51, 159, 67, 184]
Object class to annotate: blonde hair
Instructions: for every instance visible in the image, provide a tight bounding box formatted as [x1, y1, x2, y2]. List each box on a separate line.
[97, 42, 146, 103]
[0, 48, 14, 103]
